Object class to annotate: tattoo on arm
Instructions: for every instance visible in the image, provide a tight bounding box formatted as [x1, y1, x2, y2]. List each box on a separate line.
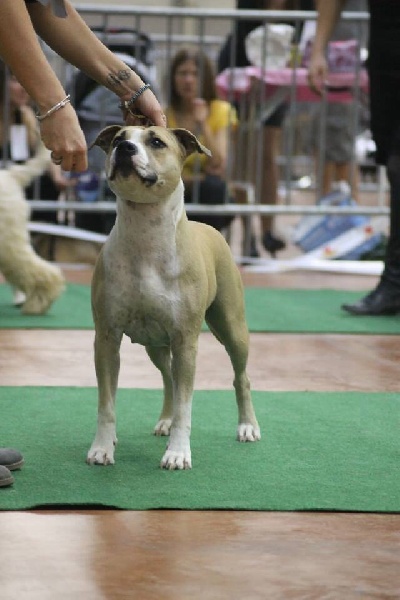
[106, 69, 132, 87]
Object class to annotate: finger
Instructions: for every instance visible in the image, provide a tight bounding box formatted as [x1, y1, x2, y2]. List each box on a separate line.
[51, 151, 63, 165]
[61, 151, 88, 173]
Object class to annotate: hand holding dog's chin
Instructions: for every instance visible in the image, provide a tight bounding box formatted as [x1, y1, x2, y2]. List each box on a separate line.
[39, 105, 88, 172]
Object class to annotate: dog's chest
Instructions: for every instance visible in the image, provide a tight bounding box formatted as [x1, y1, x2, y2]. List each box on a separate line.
[110, 261, 183, 346]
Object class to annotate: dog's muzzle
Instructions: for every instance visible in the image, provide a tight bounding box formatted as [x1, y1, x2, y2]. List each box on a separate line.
[110, 141, 158, 186]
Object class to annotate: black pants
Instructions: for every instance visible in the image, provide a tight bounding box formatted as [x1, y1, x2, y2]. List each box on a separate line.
[184, 174, 234, 232]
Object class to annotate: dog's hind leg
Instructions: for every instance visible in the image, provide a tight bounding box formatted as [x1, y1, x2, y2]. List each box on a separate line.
[87, 330, 123, 465]
[205, 300, 261, 443]
[146, 345, 173, 436]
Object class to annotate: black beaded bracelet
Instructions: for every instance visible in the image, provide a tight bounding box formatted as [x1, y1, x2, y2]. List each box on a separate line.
[119, 83, 151, 111]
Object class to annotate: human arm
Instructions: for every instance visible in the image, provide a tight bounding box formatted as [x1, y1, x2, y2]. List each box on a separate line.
[0, 0, 165, 172]
[192, 99, 230, 176]
[307, 0, 347, 94]
[27, 1, 165, 126]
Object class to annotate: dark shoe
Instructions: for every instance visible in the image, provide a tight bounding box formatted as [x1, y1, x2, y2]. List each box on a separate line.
[0, 465, 14, 488]
[250, 236, 260, 258]
[262, 231, 286, 257]
[341, 281, 400, 315]
[0, 448, 24, 471]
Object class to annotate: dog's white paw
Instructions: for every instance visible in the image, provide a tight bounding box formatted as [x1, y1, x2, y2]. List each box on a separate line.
[160, 448, 192, 470]
[86, 443, 115, 466]
[13, 289, 26, 306]
[237, 423, 261, 442]
[154, 418, 172, 436]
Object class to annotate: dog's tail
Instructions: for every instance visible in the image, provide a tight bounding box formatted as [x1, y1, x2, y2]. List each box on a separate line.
[8, 143, 52, 188]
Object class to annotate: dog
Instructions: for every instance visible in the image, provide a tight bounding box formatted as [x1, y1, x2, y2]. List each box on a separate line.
[0, 144, 65, 315]
[87, 125, 260, 470]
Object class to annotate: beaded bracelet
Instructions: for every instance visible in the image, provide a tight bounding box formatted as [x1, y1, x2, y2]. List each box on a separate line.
[36, 95, 71, 122]
[119, 83, 151, 112]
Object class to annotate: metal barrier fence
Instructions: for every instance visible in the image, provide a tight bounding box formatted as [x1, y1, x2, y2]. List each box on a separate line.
[1, 6, 387, 259]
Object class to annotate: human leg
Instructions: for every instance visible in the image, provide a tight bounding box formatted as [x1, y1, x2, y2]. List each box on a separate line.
[342, 152, 400, 315]
[259, 110, 287, 255]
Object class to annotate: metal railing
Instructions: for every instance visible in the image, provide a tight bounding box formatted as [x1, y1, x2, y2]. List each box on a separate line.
[1, 6, 384, 259]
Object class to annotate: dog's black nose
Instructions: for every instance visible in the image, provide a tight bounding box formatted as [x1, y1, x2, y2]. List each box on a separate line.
[116, 140, 138, 156]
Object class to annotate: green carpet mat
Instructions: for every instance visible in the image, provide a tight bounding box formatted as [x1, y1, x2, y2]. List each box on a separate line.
[1, 283, 400, 333]
[0, 387, 398, 512]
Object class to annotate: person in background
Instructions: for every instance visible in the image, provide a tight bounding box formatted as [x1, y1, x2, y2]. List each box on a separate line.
[218, 0, 310, 256]
[308, 0, 400, 316]
[306, 0, 367, 201]
[0, 62, 73, 223]
[165, 47, 238, 232]
[0, 0, 165, 488]
[0, 0, 165, 175]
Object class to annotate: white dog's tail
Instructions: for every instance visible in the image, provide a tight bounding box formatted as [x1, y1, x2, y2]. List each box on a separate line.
[8, 143, 52, 188]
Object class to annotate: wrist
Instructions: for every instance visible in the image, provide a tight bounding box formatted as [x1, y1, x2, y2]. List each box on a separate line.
[111, 73, 145, 102]
[36, 95, 71, 122]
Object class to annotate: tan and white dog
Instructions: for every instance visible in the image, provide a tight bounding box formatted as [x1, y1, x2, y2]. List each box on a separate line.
[87, 125, 260, 470]
[0, 144, 65, 315]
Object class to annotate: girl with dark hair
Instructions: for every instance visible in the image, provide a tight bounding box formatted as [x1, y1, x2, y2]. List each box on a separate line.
[165, 47, 238, 232]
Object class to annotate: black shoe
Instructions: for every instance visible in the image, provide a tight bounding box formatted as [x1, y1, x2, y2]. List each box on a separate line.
[262, 231, 286, 257]
[341, 280, 400, 316]
[250, 236, 260, 258]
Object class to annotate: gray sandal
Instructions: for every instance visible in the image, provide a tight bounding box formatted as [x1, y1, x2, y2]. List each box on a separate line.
[0, 448, 24, 471]
[0, 465, 14, 487]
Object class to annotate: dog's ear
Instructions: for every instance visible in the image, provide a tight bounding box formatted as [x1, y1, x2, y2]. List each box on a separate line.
[90, 125, 124, 153]
[171, 128, 212, 159]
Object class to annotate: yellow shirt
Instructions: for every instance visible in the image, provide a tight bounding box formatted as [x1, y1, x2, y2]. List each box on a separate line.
[165, 99, 238, 177]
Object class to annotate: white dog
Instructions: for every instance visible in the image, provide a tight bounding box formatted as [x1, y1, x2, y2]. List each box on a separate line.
[87, 125, 260, 470]
[0, 144, 65, 314]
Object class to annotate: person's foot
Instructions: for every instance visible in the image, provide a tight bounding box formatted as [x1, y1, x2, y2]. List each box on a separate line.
[341, 280, 400, 315]
[0, 465, 14, 488]
[0, 448, 24, 471]
[262, 231, 286, 257]
[250, 236, 260, 258]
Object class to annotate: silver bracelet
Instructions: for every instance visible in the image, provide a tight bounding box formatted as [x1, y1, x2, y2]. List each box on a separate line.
[119, 83, 151, 111]
[36, 95, 71, 122]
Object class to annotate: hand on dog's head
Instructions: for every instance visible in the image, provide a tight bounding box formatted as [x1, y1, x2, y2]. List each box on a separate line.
[90, 125, 211, 161]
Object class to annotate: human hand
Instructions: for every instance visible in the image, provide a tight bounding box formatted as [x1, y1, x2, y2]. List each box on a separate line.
[308, 51, 328, 96]
[121, 86, 166, 127]
[49, 163, 77, 190]
[192, 98, 209, 125]
[39, 104, 88, 172]
[204, 162, 223, 177]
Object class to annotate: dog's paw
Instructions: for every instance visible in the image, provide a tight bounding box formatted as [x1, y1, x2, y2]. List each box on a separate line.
[13, 289, 26, 306]
[153, 418, 172, 436]
[160, 448, 192, 470]
[86, 444, 115, 466]
[237, 423, 261, 442]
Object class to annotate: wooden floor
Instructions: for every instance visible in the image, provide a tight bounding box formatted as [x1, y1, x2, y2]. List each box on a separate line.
[1, 262, 399, 599]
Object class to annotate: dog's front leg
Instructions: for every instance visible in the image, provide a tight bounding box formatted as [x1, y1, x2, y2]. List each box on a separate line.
[160, 340, 198, 470]
[87, 330, 122, 465]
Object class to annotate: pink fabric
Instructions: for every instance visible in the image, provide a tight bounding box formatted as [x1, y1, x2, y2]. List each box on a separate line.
[216, 67, 369, 104]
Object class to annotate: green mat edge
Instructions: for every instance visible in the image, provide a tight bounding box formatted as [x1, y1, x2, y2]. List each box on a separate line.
[1, 387, 399, 513]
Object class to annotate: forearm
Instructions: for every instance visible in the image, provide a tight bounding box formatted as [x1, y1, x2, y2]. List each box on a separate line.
[199, 123, 226, 169]
[0, 0, 67, 113]
[312, 0, 347, 54]
[28, 0, 145, 102]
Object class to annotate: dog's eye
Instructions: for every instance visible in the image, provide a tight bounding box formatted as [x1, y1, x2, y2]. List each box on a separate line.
[112, 136, 124, 148]
[149, 137, 166, 149]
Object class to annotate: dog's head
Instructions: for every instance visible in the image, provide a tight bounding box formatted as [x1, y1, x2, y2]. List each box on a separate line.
[91, 125, 211, 203]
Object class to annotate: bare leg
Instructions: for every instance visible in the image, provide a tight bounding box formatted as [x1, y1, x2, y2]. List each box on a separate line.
[260, 125, 282, 234]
